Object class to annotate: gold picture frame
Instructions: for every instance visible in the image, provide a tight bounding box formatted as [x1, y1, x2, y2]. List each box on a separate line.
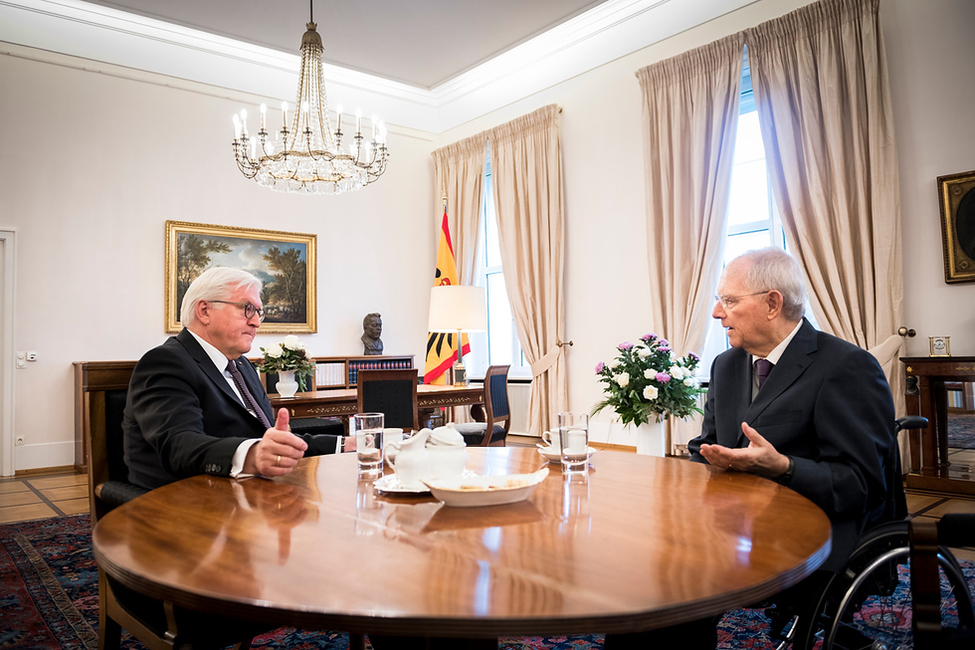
[165, 221, 317, 333]
[937, 169, 975, 284]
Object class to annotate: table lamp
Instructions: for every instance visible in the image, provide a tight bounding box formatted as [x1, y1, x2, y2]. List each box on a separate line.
[427, 285, 487, 386]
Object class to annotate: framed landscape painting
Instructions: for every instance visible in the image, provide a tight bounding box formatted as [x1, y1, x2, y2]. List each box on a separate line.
[165, 221, 317, 333]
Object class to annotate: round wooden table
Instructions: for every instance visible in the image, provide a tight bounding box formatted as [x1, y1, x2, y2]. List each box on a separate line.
[92, 447, 831, 637]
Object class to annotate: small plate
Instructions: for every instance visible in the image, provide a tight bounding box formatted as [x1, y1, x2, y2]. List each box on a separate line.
[373, 474, 430, 494]
[422, 468, 550, 508]
[537, 446, 598, 463]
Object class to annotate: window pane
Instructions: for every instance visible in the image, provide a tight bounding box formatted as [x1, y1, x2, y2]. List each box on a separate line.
[724, 230, 774, 263]
[733, 111, 764, 164]
[486, 272, 512, 366]
[727, 159, 770, 227]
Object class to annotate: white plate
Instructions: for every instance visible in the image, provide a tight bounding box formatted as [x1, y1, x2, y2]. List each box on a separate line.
[373, 474, 430, 494]
[537, 446, 598, 463]
[422, 468, 550, 507]
[374, 469, 478, 495]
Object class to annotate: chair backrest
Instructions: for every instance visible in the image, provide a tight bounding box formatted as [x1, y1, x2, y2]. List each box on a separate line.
[356, 368, 419, 431]
[477, 365, 511, 446]
[75, 361, 148, 527]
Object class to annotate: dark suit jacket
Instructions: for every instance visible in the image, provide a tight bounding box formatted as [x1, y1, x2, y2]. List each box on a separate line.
[123, 329, 339, 490]
[688, 319, 895, 571]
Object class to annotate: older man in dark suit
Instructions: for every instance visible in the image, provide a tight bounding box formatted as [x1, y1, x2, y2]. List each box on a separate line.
[608, 248, 896, 649]
[124, 267, 340, 490]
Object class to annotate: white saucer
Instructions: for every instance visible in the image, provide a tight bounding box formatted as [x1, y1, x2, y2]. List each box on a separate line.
[422, 469, 549, 507]
[373, 474, 429, 494]
[537, 446, 597, 463]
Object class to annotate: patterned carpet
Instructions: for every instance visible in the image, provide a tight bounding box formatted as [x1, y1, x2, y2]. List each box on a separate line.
[949, 413, 975, 450]
[2, 514, 973, 649]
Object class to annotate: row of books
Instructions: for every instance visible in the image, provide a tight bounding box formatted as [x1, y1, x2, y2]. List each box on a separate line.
[313, 358, 415, 387]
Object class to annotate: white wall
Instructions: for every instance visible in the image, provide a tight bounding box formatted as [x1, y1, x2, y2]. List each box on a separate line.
[434, 0, 975, 446]
[3, 0, 974, 469]
[0, 53, 437, 470]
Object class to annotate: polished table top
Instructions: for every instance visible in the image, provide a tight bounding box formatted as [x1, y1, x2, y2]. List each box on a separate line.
[92, 448, 831, 637]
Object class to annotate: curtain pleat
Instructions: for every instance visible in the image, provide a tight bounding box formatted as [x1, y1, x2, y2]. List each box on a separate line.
[636, 33, 745, 451]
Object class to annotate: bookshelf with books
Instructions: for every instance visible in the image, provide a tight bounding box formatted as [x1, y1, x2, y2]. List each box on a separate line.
[312, 355, 416, 390]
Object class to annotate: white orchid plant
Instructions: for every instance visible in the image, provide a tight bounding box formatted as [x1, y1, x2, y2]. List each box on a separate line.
[592, 333, 706, 426]
[258, 335, 316, 391]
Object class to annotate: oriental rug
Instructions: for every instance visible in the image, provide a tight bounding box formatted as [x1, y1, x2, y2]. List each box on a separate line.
[3, 515, 973, 650]
[948, 413, 975, 450]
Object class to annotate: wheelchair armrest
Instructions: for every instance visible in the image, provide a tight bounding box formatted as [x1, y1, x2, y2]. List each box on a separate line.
[96, 480, 150, 511]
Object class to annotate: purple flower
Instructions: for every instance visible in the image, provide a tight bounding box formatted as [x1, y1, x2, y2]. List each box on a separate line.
[618, 341, 633, 351]
[658, 338, 670, 348]
[658, 346, 671, 354]
[595, 361, 605, 374]
[655, 372, 671, 383]
[641, 333, 657, 342]
[689, 352, 700, 361]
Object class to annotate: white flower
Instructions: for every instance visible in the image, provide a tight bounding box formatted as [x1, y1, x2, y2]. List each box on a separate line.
[643, 368, 656, 379]
[282, 335, 303, 350]
[643, 385, 659, 400]
[683, 377, 698, 387]
[265, 343, 283, 358]
[614, 372, 630, 387]
[670, 366, 686, 380]
[636, 347, 651, 359]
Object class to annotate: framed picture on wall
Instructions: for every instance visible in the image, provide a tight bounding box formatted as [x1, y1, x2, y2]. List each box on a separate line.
[937, 169, 975, 284]
[164, 221, 317, 333]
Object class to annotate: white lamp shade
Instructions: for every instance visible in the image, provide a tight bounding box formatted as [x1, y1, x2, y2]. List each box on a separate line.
[428, 285, 487, 332]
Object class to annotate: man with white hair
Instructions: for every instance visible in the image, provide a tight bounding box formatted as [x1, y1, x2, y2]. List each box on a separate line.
[124, 266, 340, 490]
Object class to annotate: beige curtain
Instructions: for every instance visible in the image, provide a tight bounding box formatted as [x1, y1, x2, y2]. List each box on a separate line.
[636, 33, 745, 451]
[487, 105, 567, 436]
[745, 0, 906, 426]
[432, 133, 489, 284]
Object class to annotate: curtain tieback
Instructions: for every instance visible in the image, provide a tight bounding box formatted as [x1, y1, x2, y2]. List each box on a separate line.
[530, 344, 562, 378]
[867, 333, 903, 367]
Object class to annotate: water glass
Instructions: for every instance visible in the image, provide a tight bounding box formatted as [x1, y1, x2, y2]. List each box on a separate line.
[558, 412, 589, 473]
[353, 413, 384, 473]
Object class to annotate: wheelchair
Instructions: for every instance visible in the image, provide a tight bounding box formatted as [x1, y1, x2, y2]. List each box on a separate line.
[760, 416, 975, 650]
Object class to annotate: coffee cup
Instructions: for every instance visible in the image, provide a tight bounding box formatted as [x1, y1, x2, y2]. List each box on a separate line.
[541, 430, 561, 452]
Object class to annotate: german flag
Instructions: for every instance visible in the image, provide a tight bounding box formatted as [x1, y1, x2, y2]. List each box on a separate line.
[424, 212, 471, 384]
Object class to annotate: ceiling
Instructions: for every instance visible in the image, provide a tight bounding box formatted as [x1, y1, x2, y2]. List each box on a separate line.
[1, 0, 758, 132]
[82, 0, 614, 90]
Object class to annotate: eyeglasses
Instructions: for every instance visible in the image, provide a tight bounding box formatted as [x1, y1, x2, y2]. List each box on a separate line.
[713, 291, 770, 309]
[209, 300, 265, 322]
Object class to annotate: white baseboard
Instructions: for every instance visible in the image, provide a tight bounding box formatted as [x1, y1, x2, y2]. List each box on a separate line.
[15, 440, 75, 472]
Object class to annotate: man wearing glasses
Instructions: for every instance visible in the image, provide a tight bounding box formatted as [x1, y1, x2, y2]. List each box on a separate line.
[123, 267, 341, 490]
[608, 248, 896, 649]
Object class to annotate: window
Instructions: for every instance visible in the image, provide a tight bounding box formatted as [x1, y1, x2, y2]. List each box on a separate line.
[467, 155, 532, 380]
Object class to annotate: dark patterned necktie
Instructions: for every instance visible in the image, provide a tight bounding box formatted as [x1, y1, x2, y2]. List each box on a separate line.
[227, 359, 272, 429]
[755, 358, 774, 388]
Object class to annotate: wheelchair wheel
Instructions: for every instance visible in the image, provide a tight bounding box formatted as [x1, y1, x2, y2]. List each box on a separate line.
[796, 521, 975, 650]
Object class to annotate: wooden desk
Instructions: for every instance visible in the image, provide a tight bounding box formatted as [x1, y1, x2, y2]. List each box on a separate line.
[92, 448, 830, 637]
[901, 356, 975, 495]
[270, 384, 484, 420]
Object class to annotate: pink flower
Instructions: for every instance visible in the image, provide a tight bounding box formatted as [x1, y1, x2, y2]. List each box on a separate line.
[595, 361, 605, 374]
[656, 372, 671, 383]
[641, 333, 657, 342]
[618, 341, 633, 351]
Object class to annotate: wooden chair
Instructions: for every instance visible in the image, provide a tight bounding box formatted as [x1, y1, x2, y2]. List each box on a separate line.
[910, 513, 975, 650]
[454, 365, 511, 446]
[356, 368, 419, 431]
[77, 361, 258, 650]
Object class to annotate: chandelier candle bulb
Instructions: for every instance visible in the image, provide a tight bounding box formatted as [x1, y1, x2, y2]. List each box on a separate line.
[232, 114, 241, 139]
[335, 104, 342, 132]
[355, 109, 362, 134]
[260, 103, 266, 130]
[240, 109, 248, 136]
[281, 101, 288, 130]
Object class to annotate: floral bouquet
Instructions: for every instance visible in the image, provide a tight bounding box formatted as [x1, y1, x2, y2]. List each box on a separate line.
[257, 335, 316, 391]
[592, 333, 706, 426]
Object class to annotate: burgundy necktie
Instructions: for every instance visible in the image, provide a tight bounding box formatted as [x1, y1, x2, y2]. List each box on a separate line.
[755, 358, 773, 388]
[227, 359, 272, 429]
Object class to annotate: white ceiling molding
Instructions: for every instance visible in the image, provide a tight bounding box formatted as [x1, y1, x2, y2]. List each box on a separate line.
[0, 0, 754, 133]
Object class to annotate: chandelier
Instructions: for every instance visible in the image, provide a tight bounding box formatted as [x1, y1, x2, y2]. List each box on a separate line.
[231, 1, 389, 194]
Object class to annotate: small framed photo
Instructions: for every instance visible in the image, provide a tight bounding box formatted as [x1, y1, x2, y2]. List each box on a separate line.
[928, 336, 951, 357]
[165, 221, 317, 333]
[937, 169, 975, 284]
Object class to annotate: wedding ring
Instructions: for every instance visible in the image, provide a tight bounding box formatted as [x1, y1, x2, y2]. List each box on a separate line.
[276, 455, 281, 466]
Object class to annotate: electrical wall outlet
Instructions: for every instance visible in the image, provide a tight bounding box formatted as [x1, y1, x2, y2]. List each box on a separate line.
[15, 436, 25, 446]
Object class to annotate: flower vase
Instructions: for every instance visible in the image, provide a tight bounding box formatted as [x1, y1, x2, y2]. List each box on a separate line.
[276, 370, 299, 398]
[633, 420, 666, 457]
